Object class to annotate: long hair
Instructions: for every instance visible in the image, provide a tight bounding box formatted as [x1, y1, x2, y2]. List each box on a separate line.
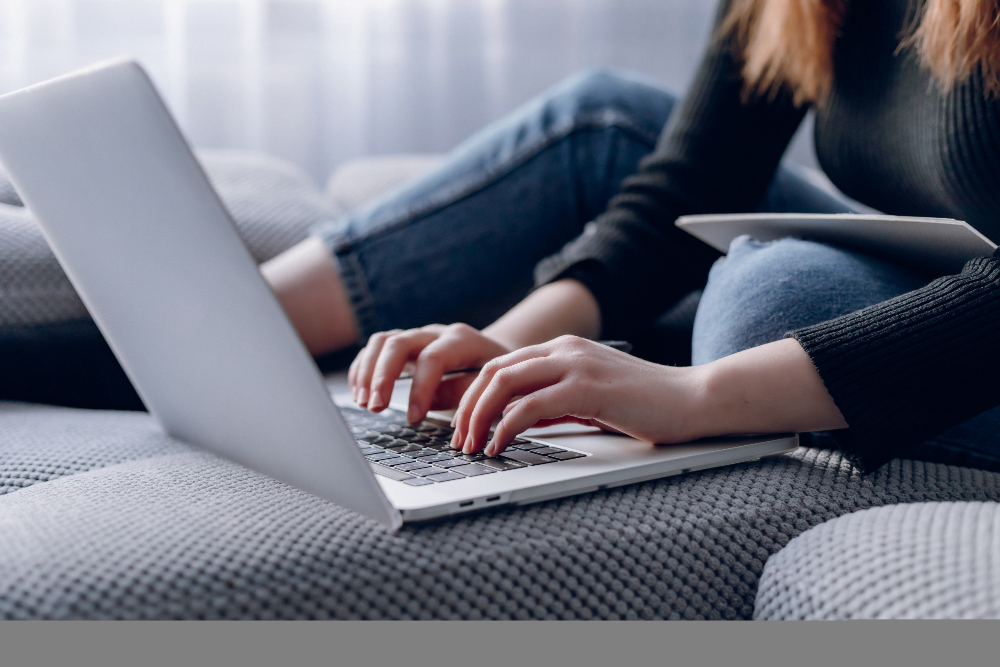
[722, 0, 1000, 105]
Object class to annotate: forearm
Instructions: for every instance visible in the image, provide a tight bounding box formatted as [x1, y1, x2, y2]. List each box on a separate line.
[692, 338, 847, 438]
[483, 278, 601, 350]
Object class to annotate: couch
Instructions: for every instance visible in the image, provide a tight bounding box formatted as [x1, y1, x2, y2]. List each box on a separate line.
[1, 150, 998, 620]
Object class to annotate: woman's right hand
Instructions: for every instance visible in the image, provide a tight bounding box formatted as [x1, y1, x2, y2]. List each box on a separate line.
[348, 323, 511, 424]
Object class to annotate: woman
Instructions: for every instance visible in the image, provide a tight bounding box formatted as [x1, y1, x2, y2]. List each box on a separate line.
[264, 0, 1000, 471]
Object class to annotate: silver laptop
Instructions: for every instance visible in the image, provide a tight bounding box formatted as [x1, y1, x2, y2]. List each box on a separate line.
[0, 60, 797, 529]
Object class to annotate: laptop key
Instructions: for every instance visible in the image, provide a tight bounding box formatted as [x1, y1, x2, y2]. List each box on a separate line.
[450, 463, 495, 476]
[369, 462, 414, 481]
[529, 446, 564, 456]
[500, 449, 557, 465]
[420, 454, 454, 464]
[409, 467, 446, 477]
[511, 441, 545, 451]
[394, 460, 432, 472]
[549, 451, 586, 460]
[426, 471, 465, 482]
[478, 457, 527, 471]
[365, 451, 398, 462]
[379, 456, 413, 467]
[413, 448, 442, 458]
[434, 458, 471, 469]
[403, 477, 434, 486]
[359, 446, 383, 456]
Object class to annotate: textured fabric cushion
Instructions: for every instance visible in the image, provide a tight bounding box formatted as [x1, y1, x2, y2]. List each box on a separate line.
[754, 502, 1000, 619]
[0, 149, 334, 327]
[325, 154, 443, 214]
[0, 403, 187, 495]
[2, 402, 1000, 620]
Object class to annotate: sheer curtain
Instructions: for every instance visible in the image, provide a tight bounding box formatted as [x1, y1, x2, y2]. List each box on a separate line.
[0, 0, 716, 183]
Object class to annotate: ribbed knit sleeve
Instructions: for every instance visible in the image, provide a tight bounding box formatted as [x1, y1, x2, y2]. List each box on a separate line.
[789, 254, 1000, 473]
[533, 0, 807, 339]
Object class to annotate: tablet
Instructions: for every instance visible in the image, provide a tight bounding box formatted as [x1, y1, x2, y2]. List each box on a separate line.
[675, 213, 997, 276]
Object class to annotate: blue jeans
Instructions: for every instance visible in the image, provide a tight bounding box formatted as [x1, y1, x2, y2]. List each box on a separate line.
[694, 236, 1000, 470]
[316, 68, 859, 339]
[316, 68, 999, 470]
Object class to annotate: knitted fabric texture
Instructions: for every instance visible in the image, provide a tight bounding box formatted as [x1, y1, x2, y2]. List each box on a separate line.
[0, 403, 188, 495]
[1, 403, 999, 620]
[0, 149, 333, 327]
[755, 502, 1000, 619]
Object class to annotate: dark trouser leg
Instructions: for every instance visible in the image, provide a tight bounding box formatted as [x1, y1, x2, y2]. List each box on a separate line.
[315, 68, 677, 338]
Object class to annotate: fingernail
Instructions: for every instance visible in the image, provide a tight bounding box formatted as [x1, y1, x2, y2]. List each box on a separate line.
[451, 432, 462, 449]
[485, 442, 495, 457]
[407, 405, 419, 423]
[358, 387, 368, 405]
[369, 391, 383, 411]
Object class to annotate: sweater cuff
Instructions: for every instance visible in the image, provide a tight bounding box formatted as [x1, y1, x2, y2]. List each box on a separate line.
[788, 256, 1000, 473]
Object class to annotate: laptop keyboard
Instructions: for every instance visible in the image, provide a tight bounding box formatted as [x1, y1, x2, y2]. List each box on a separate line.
[340, 406, 586, 487]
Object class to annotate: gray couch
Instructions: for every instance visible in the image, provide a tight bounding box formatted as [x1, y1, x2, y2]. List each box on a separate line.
[1, 150, 998, 619]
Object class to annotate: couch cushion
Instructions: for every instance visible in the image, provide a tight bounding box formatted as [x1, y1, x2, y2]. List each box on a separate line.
[754, 502, 1000, 619]
[0, 403, 189, 495]
[1, 404, 999, 620]
[0, 149, 334, 328]
[325, 154, 443, 215]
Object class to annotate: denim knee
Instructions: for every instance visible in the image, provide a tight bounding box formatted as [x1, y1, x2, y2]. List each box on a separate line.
[691, 236, 928, 365]
[541, 67, 676, 144]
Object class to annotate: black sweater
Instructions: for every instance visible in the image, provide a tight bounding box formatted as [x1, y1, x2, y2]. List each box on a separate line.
[534, 0, 1000, 472]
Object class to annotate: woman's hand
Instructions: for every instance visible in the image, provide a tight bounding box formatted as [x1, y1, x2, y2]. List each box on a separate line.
[450, 336, 707, 455]
[450, 336, 848, 456]
[349, 323, 511, 423]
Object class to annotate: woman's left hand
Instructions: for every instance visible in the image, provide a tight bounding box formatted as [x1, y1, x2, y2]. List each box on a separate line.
[450, 335, 706, 455]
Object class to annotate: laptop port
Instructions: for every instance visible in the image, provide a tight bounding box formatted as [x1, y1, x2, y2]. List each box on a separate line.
[459, 501, 474, 507]
[486, 496, 500, 502]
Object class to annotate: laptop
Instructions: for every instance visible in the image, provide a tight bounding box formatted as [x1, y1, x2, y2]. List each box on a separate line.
[0, 60, 797, 529]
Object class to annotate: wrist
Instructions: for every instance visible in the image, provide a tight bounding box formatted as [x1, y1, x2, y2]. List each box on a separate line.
[693, 339, 847, 438]
[484, 279, 600, 350]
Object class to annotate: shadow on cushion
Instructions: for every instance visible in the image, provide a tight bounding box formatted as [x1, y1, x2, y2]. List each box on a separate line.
[0, 320, 143, 410]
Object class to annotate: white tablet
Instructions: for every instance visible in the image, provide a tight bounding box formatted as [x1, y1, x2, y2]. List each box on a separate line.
[676, 213, 997, 275]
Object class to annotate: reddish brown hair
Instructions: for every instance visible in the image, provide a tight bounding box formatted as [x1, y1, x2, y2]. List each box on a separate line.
[723, 0, 1000, 105]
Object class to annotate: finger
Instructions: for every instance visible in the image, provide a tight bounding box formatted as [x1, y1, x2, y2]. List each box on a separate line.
[463, 357, 564, 453]
[369, 330, 438, 411]
[522, 416, 596, 428]
[348, 352, 362, 402]
[405, 339, 454, 423]
[429, 374, 477, 411]
[486, 385, 581, 456]
[450, 345, 550, 449]
[355, 330, 399, 407]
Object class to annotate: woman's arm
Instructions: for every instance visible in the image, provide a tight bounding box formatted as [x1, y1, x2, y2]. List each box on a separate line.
[449, 336, 845, 455]
[788, 255, 1000, 472]
[482, 278, 601, 349]
[262, 234, 601, 355]
[532, 0, 807, 341]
